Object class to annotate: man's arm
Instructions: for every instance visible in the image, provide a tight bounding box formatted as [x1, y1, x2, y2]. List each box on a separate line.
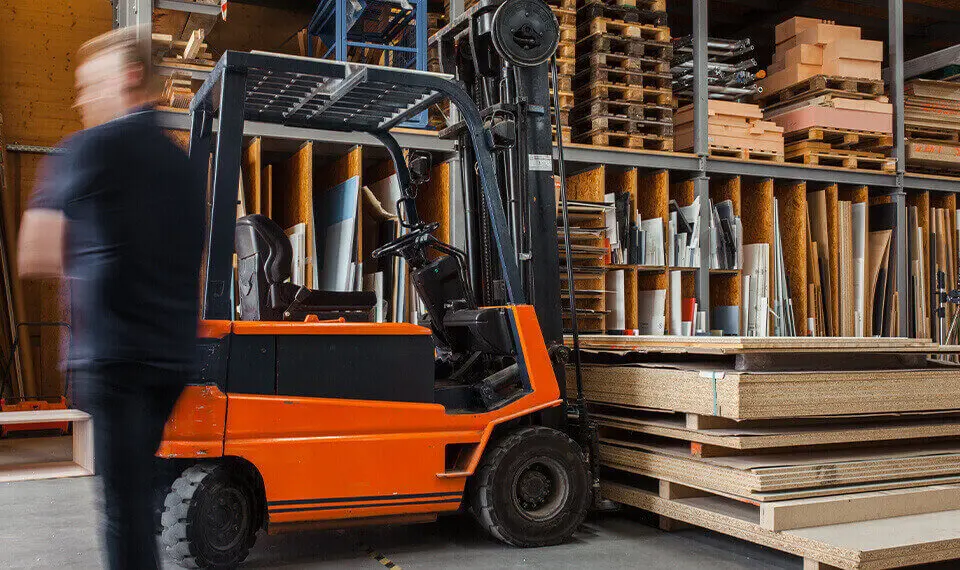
[18, 208, 66, 278]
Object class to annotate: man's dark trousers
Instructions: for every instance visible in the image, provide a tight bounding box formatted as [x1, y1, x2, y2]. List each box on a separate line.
[81, 362, 185, 570]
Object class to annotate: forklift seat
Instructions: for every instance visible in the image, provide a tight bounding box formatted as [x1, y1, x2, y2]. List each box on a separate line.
[235, 214, 377, 321]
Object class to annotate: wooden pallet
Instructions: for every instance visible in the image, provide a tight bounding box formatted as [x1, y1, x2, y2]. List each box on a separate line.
[555, 56, 576, 76]
[549, 89, 576, 110]
[553, 125, 572, 144]
[557, 41, 576, 59]
[757, 75, 885, 108]
[573, 113, 673, 137]
[786, 141, 895, 171]
[578, 1, 668, 26]
[906, 125, 960, 143]
[551, 7, 577, 27]
[559, 24, 576, 43]
[551, 73, 573, 93]
[573, 129, 673, 150]
[708, 145, 785, 162]
[784, 126, 893, 152]
[575, 82, 672, 105]
[578, 18, 670, 43]
[544, 0, 577, 10]
[584, 0, 667, 11]
[578, 33, 673, 60]
[573, 65, 672, 90]
[604, 478, 960, 570]
[578, 51, 670, 74]
[573, 98, 672, 122]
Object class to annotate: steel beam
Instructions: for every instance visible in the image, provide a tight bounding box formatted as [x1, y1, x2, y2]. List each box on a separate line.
[156, 0, 222, 15]
[203, 67, 247, 320]
[890, 0, 910, 338]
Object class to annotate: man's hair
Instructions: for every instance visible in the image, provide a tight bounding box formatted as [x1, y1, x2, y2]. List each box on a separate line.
[77, 25, 154, 92]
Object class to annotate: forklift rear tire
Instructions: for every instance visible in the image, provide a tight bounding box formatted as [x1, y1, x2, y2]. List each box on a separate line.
[470, 426, 590, 547]
[161, 462, 259, 569]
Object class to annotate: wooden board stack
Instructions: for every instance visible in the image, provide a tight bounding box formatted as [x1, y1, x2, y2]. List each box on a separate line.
[674, 100, 784, 162]
[904, 80, 960, 173]
[152, 30, 214, 111]
[569, 335, 960, 569]
[572, 0, 673, 150]
[758, 18, 894, 172]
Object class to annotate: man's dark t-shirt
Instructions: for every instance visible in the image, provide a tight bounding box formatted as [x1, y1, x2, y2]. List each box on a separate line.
[33, 109, 204, 373]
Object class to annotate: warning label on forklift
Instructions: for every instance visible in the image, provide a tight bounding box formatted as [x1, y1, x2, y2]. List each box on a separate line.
[529, 154, 553, 171]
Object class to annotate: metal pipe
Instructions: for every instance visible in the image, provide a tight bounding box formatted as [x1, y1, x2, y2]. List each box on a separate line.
[551, 55, 584, 411]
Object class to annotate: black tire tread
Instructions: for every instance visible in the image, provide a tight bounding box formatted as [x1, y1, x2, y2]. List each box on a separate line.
[160, 462, 256, 569]
[471, 425, 589, 547]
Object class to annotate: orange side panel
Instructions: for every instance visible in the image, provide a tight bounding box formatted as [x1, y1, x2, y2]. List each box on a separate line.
[158, 385, 227, 459]
[199, 320, 232, 339]
[175, 305, 562, 524]
[233, 321, 431, 336]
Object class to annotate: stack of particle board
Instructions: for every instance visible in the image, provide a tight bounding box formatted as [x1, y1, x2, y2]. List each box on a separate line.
[758, 18, 893, 172]
[904, 79, 960, 173]
[567, 335, 960, 569]
[674, 100, 784, 161]
[572, 0, 673, 150]
[547, 0, 577, 143]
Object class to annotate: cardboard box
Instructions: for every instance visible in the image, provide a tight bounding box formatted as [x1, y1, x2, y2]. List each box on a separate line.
[760, 65, 824, 95]
[775, 16, 829, 45]
[824, 39, 884, 63]
[777, 44, 824, 67]
[770, 105, 893, 134]
[822, 58, 882, 80]
[777, 23, 861, 52]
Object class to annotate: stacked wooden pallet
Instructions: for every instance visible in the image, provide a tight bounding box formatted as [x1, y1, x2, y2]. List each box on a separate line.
[758, 18, 894, 172]
[547, 0, 577, 143]
[904, 79, 960, 173]
[674, 100, 784, 162]
[572, 0, 673, 150]
[570, 335, 960, 569]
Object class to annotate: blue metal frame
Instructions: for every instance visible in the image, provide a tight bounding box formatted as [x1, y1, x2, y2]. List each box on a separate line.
[307, 0, 429, 127]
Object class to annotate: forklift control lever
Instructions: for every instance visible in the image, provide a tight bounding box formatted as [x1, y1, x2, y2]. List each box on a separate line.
[371, 222, 440, 259]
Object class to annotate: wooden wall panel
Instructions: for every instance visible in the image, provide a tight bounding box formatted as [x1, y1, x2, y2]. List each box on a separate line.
[241, 138, 263, 215]
[273, 143, 314, 287]
[0, 1, 112, 146]
[775, 181, 809, 336]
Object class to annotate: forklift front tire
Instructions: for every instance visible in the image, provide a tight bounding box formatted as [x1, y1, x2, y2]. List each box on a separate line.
[470, 425, 590, 547]
[161, 462, 260, 569]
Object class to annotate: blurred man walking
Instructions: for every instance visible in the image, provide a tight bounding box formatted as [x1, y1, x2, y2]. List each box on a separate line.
[17, 27, 204, 570]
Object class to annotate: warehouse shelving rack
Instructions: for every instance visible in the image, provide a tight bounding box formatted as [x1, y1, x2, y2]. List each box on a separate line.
[113, 0, 960, 334]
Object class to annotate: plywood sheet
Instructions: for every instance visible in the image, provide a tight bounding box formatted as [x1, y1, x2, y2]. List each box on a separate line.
[574, 363, 960, 419]
[594, 410, 960, 450]
[241, 138, 262, 215]
[775, 181, 809, 335]
[272, 142, 314, 287]
[761, 485, 960, 531]
[604, 481, 960, 570]
[566, 166, 606, 202]
[602, 438, 960, 495]
[570, 334, 940, 354]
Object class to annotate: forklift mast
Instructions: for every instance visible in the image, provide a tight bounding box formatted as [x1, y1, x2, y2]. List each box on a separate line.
[433, 0, 566, 401]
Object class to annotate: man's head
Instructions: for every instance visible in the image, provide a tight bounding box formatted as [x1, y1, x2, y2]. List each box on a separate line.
[75, 26, 155, 129]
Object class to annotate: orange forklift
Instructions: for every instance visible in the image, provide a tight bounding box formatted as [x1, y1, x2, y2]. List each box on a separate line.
[157, 1, 597, 567]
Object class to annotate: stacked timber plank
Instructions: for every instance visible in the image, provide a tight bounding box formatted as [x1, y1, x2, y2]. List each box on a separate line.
[674, 100, 784, 162]
[904, 80, 960, 173]
[570, 335, 960, 569]
[758, 18, 894, 172]
[572, 0, 673, 150]
[152, 30, 214, 112]
[548, 0, 577, 144]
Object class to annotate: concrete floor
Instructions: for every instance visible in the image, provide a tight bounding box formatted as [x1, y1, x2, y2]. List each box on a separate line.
[0, 476, 803, 570]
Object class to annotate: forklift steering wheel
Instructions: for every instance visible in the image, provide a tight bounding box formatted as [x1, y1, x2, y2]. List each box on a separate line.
[372, 222, 440, 259]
